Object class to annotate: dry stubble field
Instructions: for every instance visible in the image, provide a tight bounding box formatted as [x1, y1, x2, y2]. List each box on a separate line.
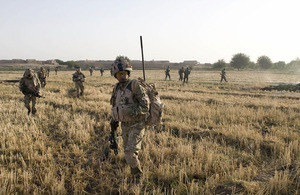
[0, 69, 299, 194]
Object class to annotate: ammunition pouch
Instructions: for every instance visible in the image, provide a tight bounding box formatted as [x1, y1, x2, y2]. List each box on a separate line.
[111, 105, 146, 122]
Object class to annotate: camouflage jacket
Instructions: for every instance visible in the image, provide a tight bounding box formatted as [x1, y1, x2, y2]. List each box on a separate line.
[178, 69, 184, 75]
[19, 75, 41, 93]
[38, 71, 47, 79]
[110, 79, 149, 122]
[165, 68, 170, 74]
[72, 72, 86, 82]
[184, 70, 190, 77]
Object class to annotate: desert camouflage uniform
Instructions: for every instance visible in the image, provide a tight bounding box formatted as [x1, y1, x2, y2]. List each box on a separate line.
[89, 67, 93, 76]
[183, 68, 191, 83]
[178, 67, 184, 81]
[46, 68, 50, 77]
[38, 67, 47, 87]
[55, 66, 58, 75]
[110, 79, 149, 177]
[165, 66, 171, 80]
[19, 69, 41, 115]
[100, 68, 104, 76]
[220, 68, 227, 82]
[72, 69, 86, 97]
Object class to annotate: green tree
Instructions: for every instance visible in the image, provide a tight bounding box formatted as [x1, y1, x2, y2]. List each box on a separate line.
[65, 61, 79, 68]
[55, 59, 64, 65]
[212, 59, 226, 69]
[230, 53, 250, 70]
[247, 61, 257, 69]
[287, 58, 300, 69]
[273, 61, 286, 70]
[257, 55, 272, 69]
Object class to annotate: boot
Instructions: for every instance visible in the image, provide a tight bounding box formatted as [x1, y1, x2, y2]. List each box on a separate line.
[32, 107, 37, 115]
[27, 108, 31, 115]
[80, 91, 83, 96]
[131, 167, 143, 184]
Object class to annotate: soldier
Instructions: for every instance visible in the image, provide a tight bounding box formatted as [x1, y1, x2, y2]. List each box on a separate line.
[55, 66, 58, 75]
[110, 56, 149, 183]
[19, 68, 41, 115]
[220, 68, 227, 82]
[165, 66, 171, 80]
[46, 67, 50, 77]
[72, 67, 86, 98]
[100, 68, 104, 76]
[178, 67, 184, 81]
[89, 67, 93, 76]
[38, 67, 47, 87]
[183, 67, 191, 84]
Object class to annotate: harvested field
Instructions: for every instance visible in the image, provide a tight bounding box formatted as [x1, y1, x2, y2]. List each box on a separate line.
[0, 70, 299, 194]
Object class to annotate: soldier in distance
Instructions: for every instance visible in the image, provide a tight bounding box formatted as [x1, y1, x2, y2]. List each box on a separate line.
[72, 67, 86, 98]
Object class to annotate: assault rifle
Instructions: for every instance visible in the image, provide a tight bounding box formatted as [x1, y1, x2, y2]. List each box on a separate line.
[109, 119, 119, 155]
[21, 86, 43, 98]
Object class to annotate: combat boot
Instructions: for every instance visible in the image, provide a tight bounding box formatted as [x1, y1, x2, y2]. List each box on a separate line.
[27, 108, 31, 115]
[32, 107, 37, 115]
[80, 92, 83, 96]
[130, 167, 143, 184]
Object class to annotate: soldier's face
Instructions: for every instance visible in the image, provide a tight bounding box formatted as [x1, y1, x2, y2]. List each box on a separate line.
[116, 71, 129, 83]
[28, 72, 33, 78]
[25, 69, 33, 78]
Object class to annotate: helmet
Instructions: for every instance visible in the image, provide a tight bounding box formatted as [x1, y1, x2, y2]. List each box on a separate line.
[23, 68, 34, 78]
[111, 56, 132, 77]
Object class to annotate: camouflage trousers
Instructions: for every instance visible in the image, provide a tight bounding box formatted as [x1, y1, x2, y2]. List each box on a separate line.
[75, 82, 84, 96]
[183, 76, 189, 83]
[40, 78, 46, 87]
[121, 121, 145, 170]
[165, 73, 171, 80]
[220, 76, 227, 82]
[179, 74, 183, 81]
[24, 95, 37, 114]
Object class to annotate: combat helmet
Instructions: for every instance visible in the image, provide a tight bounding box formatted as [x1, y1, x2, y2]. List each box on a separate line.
[111, 56, 132, 77]
[23, 68, 34, 78]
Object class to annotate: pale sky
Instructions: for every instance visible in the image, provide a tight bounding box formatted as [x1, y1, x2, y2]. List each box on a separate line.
[0, 0, 299, 63]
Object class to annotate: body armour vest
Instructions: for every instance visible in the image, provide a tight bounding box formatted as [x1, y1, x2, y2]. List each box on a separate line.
[111, 80, 146, 122]
[21, 76, 40, 91]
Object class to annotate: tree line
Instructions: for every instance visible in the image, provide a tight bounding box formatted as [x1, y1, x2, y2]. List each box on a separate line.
[55, 54, 300, 71]
[213, 53, 300, 70]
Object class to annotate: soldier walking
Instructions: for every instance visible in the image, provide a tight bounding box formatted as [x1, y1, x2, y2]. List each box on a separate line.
[38, 67, 47, 87]
[100, 68, 104, 76]
[19, 69, 41, 115]
[110, 56, 149, 183]
[55, 66, 58, 75]
[178, 67, 184, 81]
[46, 67, 50, 77]
[220, 68, 227, 82]
[72, 67, 86, 98]
[89, 67, 93, 76]
[165, 66, 171, 80]
[183, 67, 191, 84]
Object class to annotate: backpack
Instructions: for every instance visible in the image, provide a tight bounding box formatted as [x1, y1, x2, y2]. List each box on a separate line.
[132, 78, 164, 126]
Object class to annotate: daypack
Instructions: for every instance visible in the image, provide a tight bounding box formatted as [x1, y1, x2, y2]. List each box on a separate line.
[132, 78, 164, 126]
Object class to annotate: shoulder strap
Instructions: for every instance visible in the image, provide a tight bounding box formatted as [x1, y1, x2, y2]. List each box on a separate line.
[131, 79, 138, 95]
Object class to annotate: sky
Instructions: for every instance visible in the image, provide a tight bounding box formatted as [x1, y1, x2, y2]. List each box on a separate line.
[0, 0, 299, 63]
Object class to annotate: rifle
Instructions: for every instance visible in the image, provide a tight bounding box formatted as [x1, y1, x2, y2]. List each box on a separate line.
[21, 86, 43, 98]
[109, 119, 119, 155]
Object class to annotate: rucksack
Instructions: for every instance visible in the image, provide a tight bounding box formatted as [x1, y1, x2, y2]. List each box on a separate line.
[132, 78, 164, 126]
